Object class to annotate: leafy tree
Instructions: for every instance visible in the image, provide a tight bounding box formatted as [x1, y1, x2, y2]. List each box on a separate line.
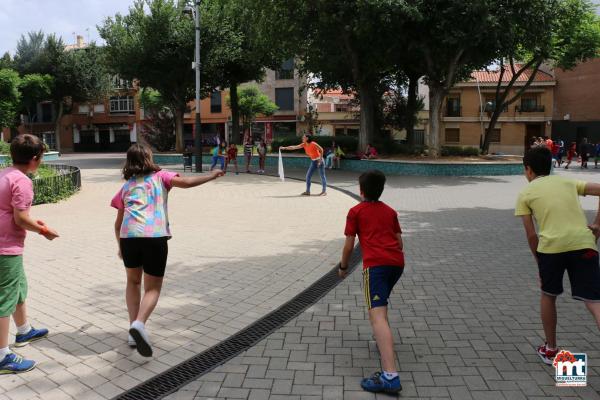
[0, 53, 13, 69]
[265, 0, 411, 150]
[481, 0, 600, 153]
[0, 69, 21, 129]
[99, 0, 239, 152]
[139, 88, 176, 151]
[14, 31, 46, 75]
[230, 85, 278, 136]
[19, 73, 54, 127]
[405, 0, 511, 157]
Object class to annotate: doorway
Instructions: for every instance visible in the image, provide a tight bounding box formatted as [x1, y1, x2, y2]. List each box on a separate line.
[525, 124, 543, 151]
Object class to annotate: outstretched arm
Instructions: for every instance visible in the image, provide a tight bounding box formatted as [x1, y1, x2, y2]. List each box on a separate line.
[281, 144, 303, 151]
[171, 170, 224, 188]
[521, 215, 538, 262]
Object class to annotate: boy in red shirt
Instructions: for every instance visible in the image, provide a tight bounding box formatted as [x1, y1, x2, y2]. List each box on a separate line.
[339, 170, 404, 393]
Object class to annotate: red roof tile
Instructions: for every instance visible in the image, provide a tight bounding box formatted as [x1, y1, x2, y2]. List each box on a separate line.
[470, 65, 554, 83]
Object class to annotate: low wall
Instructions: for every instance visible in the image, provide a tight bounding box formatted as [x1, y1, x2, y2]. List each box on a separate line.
[154, 153, 523, 176]
[0, 151, 60, 164]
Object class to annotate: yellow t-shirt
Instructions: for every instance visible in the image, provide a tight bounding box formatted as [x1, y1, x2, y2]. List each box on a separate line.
[515, 175, 597, 254]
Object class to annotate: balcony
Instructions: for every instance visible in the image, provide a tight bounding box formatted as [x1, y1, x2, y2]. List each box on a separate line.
[445, 106, 462, 117]
[516, 105, 545, 113]
[484, 104, 508, 113]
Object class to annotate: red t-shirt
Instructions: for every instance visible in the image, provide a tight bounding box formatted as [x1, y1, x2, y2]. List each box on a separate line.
[344, 201, 404, 269]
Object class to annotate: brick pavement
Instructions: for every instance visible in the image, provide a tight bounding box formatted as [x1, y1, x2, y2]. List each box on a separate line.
[0, 154, 356, 400]
[168, 167, 600, 400]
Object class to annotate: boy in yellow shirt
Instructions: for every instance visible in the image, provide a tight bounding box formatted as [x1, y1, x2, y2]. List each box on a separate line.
[516, 146, 600, 364]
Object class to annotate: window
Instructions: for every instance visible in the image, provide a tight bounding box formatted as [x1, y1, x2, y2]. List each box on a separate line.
[93, 104, 105, 113]
[275, 59, 294, 80]
[335, 128, 345, 136]
[210, 91, 222, 113]
[78, 105, 90, 114]
[335, 104, 349, 112]
[489, 128, 501, 143]
[446, 96, 461, 117]
[41, 103, 53, 122]
[110, 96, 135, 114]
[518, 96, 543, 112]
[484, 97, 507, 113]
[112, 76, 132, 89]
[275, 88, 294, 111]
[346, 128, 359, 137]
[445, 128, 460, 143]
[414, 129, 425, 145]
[273, 122, 296, 138]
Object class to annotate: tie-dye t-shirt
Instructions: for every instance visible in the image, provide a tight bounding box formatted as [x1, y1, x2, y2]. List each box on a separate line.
[111, 170, 179, 238]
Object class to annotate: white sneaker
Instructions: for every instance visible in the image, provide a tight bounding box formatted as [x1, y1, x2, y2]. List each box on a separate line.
[129, 324, 153, 357]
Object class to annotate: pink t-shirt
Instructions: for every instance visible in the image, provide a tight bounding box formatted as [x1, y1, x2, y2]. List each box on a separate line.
[0, 167, 34, 255]
[111, 170, 178, 238]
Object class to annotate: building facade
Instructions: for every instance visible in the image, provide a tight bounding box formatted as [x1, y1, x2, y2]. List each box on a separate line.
[309, 89, 360, 137]
[552, 58, 600, 145]
[440, 68, 555, 155]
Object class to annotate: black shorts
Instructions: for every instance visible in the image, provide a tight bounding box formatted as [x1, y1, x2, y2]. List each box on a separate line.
[120, 237, 169, 277]
[537, 249, 600, 301]
[363, 266, 403, 309]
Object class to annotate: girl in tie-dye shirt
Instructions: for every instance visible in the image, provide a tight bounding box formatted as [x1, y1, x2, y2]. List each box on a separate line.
[111, 144, 224, 357]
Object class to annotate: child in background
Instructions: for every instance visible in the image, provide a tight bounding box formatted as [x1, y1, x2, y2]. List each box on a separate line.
[257, 140, 267, 174]
[112, 144, 223, 357]
[515, 146, 600, 364]
[210, 142, 226, 171]
[594, 142, 600, 169]
[338, 170, 404, 393]
[0, 134, 58, 374]
[564, 142, 577, 169]
[225, 143, 239, 175]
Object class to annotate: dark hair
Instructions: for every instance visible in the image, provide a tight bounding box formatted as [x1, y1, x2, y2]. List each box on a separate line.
[123, 143, 161, 180]
[523, 146, 552, 176]
[10, 134, 45, 165]
[359, 170, 386, 201]
[304, 134, 313, 143]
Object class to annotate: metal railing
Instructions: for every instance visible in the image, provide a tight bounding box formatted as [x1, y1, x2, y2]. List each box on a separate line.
[31, 164, 81, 205]
[516, 104, 545, 112]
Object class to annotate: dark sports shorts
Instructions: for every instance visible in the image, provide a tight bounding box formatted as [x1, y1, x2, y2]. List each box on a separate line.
[537, 249, 600, 301]
[363, 266, 403, 309]
[120, 237, 169, 277]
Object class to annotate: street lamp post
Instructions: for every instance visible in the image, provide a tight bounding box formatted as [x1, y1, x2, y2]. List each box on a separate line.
[193, 0, 202, 172]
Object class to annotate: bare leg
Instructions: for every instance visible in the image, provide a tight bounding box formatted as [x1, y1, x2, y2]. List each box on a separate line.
[0, 317, 9, 349]
[369, 307, 396, 372]
[126, 268, 143, 324]
[12, 303, 26, 328]
[136, 274, 164, 323]
[541, 293, 557, 348]
[585, 302, 600, 330]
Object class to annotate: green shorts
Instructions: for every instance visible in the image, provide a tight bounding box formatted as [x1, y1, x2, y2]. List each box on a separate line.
[0, 255, 28, 317]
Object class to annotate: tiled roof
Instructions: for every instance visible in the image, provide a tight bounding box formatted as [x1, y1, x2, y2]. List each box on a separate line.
[470, 65, 554, 83]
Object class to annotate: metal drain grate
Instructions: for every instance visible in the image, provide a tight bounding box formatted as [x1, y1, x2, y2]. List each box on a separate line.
[115, 180, 362, 400]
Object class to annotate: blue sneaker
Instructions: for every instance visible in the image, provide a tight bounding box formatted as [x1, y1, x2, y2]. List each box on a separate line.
[361, 371, 402, 393]
[14, 327, 49, 347]
[0, 353, 36, 374]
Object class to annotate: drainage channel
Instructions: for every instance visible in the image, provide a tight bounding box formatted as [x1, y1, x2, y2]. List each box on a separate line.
[114, 177, 362, 400]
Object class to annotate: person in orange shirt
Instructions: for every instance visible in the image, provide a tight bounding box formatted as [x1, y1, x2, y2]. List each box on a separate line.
[281, 134, 327, 196]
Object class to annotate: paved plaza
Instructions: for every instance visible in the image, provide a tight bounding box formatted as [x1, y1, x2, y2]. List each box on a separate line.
[1, 155, 600, 400]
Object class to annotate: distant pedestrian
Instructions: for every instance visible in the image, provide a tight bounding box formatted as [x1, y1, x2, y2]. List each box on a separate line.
[551, 141, 560, 168]
[210, 142, 226, 171]
[515, 146, 600, 365]
[112, 144, 223, 357]
[338, 170, 404, 394]
[0, 134, 58, 374]
[579, 138, 590, 169]
[257, 140, 267, 174]
[225, 143, 239, 175]
[243, 134, 254, 173]
[556, 138, 565, 166]
[280, 134, 327, 196]
[594, 142, 600, 169]
[565, 142, 577, 169]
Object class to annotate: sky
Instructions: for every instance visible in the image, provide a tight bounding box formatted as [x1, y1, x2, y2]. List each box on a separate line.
[0, 0, 135, 56]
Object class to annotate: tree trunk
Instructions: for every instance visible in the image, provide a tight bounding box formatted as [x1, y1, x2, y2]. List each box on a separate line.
[230, 82, 241, 145]
[406, 74, 418, 146]
[358, 81, 376, 151]
[428, 86, 445, 158]
[53, 101, 63, 152]
[175, 107, 184, 153]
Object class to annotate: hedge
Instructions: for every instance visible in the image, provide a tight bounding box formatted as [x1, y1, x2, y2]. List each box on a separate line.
[441, 146, 481, 156]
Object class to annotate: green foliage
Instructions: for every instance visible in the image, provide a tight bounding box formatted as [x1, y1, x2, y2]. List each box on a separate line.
[441, 146, 481, 157]
[0, 69, 21, 128]
[14, 31, 46, 75]
[0, 163, 78, 204]
[233, 85, 278, 129]
[19, 73, 53, 120]
[0, 140, 10, 155]
[140, 89, 176, 152]
[0, 52, 13, 69]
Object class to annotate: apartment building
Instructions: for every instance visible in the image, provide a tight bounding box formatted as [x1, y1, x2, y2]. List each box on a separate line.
[440, 67, 555, 154]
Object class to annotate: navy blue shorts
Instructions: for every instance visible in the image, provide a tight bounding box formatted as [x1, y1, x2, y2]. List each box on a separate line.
[363, 266, 403, 309]
[537, 249, 600, 301]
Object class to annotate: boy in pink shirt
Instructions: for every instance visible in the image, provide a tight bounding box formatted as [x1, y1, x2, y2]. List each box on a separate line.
[0, 134, 58, 374]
